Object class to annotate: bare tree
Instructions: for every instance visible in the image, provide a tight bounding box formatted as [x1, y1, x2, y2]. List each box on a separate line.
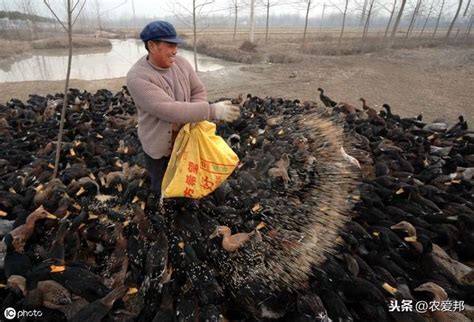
[432, 0, 446, 38]
[260, 0, 281, 43]
[463, 0, 471, 16]
[303, 0, 312, 45]
[340, 0, 350, 44]
[43, 0, 87, 179]
[446, 0, 463, 39]
[362, 0, 375, 42]
[265, 0, 270, 42]
[230, 0, 239, 40]
[328, 0, 353, 44]
[390, 0, 407, 40]
[193, 0, 215, 70]
[419, 0, 435, 38]
[18, 0, 38, 38]
[466, 13, 473, 36]
[384, 0, 398, 39]
[169, 0, 215, 71]
[457, 0, 472, 37]
[250, 0, 255, 42]
[360, 0, 369, 26]
[93, 0, 102, 31]
[405, 0, 423, 39]
[320, 3, 326, 33]
[131, 0, 136, 29]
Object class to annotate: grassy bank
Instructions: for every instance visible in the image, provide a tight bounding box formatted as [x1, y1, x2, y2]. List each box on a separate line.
[0, 36, 111, 59]
[0, 39, 25, 59]
[31, 36, 111, 49]
[177, 29, 474, 64]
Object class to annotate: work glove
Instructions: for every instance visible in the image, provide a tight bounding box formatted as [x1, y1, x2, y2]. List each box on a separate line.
[213, 100, 241, 122]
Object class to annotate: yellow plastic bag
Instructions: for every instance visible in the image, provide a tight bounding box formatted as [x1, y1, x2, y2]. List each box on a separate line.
[161, 121, 239, 199]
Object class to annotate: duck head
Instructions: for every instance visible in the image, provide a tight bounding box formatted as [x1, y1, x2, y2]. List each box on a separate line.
[414, 282, 447, 301]
[209, 225, 231, 239]
[390, 221, 417, 242]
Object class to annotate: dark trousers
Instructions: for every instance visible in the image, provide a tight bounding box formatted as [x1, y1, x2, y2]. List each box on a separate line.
[144, 153, 170, 197]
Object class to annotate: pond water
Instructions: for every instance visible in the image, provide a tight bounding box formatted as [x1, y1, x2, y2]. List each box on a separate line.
[0, 39, 228, 83]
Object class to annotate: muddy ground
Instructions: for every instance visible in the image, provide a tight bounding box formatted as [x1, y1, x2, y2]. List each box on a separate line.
[0, 45, 472, 124]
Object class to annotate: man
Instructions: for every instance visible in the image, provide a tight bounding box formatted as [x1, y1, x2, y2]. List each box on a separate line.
[127, 20, 240, 196]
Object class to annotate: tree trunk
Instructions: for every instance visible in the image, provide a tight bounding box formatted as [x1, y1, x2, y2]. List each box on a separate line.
[94, 0, 102, 31]
[463, 0, 471, 16]
[302, 0, 311, 46]
[319, 3, 326, 33]
[233, 2, 238, 41]
[54, 0, 73, 179]
[405, 0, 422, 39]
[131, 0, 136, 29]
[432, 0, 446, 38]
[445, 0, 463, 40]
[419, 0, 434, 38]
[362, 0, 374, 43]
[360, 0, 368, 26]
[193, 0, 198, 72]
[390, 0, 407, 40]
[265, 0, 270, 43]
[339, 0, 349, 44]
[249, 0, 255, 42]
[466, 13, 473, 37]
[384, 0, 397, 39]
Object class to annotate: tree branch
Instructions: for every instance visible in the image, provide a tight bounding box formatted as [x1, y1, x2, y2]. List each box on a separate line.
[196, 0, 215, 9]
[43, 0, 68, 31]
[176, 2, 193, 15]
[71, 0, 80, 12]
[72, 0, 87, 26]
[327, 1, 345, 14]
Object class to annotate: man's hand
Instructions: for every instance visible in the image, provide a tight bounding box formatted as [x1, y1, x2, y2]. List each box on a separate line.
[213, 100, 241, 122]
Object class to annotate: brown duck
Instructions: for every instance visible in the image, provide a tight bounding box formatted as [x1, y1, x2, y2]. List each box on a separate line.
[8, 205, 57, 252]
[415, 282, 471, 322]
[209, 223, 264, 252]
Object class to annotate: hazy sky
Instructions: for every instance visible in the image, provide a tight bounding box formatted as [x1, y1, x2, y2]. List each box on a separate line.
[2, 0, 465, 24]
[3, 0, 336, 21]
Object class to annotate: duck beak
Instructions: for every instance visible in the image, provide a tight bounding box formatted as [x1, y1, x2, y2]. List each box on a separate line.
[0, 210, 7, 217]
[0, 283, 6, 288]
[46, 213, 58, 219]
[50, 265, 66, 273]
[209, 226, 220, 239]
[76, 186, 86, 196]
[126, 287, 138, 295]
[255, 222, 266, 230]
[383, 282, 398, 295]
[405, 236, 417, 242]
[390, 223, 403, 230]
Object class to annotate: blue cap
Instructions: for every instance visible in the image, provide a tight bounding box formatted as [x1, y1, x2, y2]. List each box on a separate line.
[140, 21, 183, 44]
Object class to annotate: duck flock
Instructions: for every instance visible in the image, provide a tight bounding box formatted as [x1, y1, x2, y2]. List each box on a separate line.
[0, 87, 472, 321]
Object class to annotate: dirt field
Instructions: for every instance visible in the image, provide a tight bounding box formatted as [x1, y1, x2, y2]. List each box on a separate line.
[0, 41, 472, 125]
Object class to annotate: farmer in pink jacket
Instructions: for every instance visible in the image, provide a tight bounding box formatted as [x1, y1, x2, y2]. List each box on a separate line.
[127, 21, 240, 196]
